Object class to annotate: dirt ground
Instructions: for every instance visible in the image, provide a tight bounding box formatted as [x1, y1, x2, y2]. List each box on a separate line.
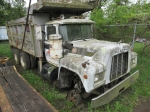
[134, 98, 150, 112]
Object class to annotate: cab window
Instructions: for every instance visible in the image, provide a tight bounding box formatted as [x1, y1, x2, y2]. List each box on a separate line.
[47, 26, 56, 39]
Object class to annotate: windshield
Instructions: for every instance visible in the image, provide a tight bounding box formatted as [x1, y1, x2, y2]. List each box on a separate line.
[59, 24, 92, 41]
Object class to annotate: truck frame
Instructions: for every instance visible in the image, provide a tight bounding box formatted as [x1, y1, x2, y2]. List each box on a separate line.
[6, 0, 139, 108]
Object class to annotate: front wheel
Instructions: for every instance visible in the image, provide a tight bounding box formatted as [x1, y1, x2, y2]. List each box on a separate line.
[20, 52, 31, 70]
[66, 89, 83, 106]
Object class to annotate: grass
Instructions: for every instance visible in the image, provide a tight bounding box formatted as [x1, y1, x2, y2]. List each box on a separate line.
[0, 42, 150, 111]
[0, 42, 13, 58]
[21, 70, 77, 112]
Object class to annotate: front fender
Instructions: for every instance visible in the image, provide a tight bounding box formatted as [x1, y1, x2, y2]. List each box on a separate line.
[58, 54, 104, 93]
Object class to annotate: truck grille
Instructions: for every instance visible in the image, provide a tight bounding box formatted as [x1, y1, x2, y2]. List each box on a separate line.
[110, 52, 128, 81]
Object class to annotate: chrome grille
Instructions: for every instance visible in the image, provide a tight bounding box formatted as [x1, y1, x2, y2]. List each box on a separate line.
[110, 52, 128, 81]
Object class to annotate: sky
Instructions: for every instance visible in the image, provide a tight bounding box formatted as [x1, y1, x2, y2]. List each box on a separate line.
[24, 0, 150, 7]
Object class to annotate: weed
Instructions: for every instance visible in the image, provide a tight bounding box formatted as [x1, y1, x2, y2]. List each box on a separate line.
[0, 42, 13, 58]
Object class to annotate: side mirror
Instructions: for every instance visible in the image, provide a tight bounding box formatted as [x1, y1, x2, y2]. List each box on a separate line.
[49, 34, 62, 40]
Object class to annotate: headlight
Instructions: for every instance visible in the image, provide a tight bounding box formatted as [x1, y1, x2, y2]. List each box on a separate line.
[94, 72, 104, 82]
[94, 72, 105, 88]
[132, 58, 136, 64]
[130, 52, 137, 69]
[94, 75, 99, 82]
[130, 58, 137, 69]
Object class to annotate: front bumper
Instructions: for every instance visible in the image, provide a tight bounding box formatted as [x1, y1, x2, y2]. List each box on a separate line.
[91, 70, 139, 108]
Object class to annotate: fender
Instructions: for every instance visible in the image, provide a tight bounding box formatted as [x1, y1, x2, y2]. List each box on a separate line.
[58, 67, 75, 88]
[58, 54, 104, 93]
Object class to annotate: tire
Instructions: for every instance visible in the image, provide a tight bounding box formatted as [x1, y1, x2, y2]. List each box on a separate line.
[13, 49, 20, 64]
[20, 52, 31, 70]
[30, 55, 36, 69]
[0, 62, 4, 67]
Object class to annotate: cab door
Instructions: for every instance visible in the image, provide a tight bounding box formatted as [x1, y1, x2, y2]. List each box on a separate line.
[44, 25, 56, 62]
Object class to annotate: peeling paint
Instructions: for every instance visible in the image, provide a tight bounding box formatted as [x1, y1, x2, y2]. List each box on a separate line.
[59, 39, 137, 93]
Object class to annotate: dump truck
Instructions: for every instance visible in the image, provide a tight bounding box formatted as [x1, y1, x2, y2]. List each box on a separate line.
[6, 0, 139, 108]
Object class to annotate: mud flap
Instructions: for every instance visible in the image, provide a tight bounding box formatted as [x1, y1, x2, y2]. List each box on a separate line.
[91, 70, 139, 108]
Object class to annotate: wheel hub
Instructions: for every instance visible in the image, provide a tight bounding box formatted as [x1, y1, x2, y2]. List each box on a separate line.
[20, 56, 25, 67]
[66, 89, 84, 107]
[14, 54, 17, 62]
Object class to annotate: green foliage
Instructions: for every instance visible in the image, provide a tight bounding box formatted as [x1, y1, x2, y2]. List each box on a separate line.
[91, 1, 150, 41]
[0, 0, 26, 25]
[91, 8, 108, 39]
[91, 1, 150, 25]
[91, 8, 106, 26]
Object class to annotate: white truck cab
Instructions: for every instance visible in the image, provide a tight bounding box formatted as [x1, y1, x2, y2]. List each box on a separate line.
[41, 18, 139, 107]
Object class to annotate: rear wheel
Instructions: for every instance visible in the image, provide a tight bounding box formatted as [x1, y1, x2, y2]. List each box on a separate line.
[20, 52, 31, 70]
[13, 49, 20, 64]
[30, 55, 36, 69]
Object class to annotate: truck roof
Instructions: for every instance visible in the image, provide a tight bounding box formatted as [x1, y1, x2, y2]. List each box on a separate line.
[46, 19, 95, 25]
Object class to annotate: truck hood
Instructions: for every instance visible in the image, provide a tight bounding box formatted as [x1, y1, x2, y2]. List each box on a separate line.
[72, 39, 130, 51]
[71, 39, 130, 57]
[60, 39, 131, 73]
[59, 39, 131, 92]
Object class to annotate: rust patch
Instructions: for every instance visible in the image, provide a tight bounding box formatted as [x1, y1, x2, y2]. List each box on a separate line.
[72, 47, 77, 53]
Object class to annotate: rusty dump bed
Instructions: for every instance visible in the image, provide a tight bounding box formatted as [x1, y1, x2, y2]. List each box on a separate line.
[0, 66, 57, 112]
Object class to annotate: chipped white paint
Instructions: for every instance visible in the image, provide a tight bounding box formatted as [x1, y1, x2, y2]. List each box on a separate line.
[43, 19, 138, 93]
[59, 39, 137, 93]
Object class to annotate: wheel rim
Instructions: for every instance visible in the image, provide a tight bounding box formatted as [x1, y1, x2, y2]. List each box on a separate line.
[14, 53, 18, 63]
[20, 56, 25, 68]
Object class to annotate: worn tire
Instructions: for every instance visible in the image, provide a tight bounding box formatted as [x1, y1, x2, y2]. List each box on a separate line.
[20, 52, 31, 70]
[0, 62, 4, 67]
[30, 55, 37, 69]
[13, 49, 20, 64]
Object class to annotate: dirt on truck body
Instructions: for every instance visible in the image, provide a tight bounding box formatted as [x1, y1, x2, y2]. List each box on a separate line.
[6, 0, 139, 108]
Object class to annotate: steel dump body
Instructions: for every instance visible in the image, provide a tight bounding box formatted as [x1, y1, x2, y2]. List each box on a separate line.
[7, 18, 42, 57]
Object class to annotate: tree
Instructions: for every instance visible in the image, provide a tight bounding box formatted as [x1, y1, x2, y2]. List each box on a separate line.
[92, 0, 109, 9]
[0, 0, 25, 26]
[91, 0, 150, 40]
